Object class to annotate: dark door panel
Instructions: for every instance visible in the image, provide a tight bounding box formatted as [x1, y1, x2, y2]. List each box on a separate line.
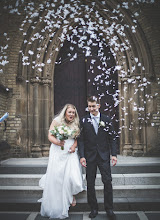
[54, 55, 87, 118]
[54, 36, 119, 153]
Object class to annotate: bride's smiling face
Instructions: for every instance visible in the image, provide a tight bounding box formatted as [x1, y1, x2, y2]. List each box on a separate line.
[65, 107, 76, 122]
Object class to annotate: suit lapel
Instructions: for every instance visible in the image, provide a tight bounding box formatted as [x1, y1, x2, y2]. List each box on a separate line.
[97, 113, 101, 134]
[97, 113, 104, 135]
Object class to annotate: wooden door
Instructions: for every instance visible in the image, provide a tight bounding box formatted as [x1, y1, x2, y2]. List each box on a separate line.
[54, 54, 87, 118]
[54, 38, 119, 152]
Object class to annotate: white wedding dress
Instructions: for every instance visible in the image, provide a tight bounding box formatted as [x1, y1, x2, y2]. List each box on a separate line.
[39, 138, 85, 219]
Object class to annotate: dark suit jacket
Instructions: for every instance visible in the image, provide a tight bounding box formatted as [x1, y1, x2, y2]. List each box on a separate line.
[78, 113, 117, 162]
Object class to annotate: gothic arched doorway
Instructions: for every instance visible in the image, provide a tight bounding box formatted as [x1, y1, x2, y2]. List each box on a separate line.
[54, 33, 119, 153]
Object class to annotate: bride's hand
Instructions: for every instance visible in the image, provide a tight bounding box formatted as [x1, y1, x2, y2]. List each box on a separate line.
[68, 145, 76, 153]
[56, 140, 65, 147]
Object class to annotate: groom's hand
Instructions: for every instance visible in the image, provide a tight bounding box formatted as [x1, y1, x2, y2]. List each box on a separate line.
[80, 158, 87, 167]
[112, 156, 117, 166]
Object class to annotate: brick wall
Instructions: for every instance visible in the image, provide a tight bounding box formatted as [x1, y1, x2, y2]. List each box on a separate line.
[0, 1, 26, 158]
[0, 87, 10, 160]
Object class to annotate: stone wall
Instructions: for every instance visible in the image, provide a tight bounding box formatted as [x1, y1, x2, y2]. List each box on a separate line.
[0, 85, 9, 160]
[139, 2, 160, 155]
[0, 1, 27, 159]
[0, 0, 160, 158]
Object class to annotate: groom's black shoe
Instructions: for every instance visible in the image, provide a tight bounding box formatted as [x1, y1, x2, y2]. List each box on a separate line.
[89, 209, 98, 218]
[106, 210, 116, 220]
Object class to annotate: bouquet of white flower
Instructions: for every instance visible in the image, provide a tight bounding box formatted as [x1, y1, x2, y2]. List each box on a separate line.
[50, 125, 76, 150]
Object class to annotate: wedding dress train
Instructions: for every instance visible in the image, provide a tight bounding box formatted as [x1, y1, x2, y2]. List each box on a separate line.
[39, 138, 85, 219]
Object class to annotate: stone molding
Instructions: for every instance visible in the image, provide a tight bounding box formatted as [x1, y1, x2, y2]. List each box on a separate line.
[41, 78, 52, 85]
[30, 77, 51, 85]
[30, 77, 41, 84]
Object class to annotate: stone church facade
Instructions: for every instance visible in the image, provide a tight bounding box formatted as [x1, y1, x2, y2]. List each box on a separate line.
[0, 0, 160, 159]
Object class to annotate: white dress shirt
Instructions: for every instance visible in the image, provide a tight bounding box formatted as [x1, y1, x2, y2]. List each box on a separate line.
[90, 112, 100, 134]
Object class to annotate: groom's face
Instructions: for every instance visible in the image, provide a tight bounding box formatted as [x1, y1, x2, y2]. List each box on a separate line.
[88, 101, 100, 116]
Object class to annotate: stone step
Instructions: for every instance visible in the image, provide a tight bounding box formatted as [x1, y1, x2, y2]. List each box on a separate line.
[0, 185, 160, 200]
[0, 174, 42, 186]
[78, 185, 160, 199]
[0, 197, 160, 212]
[1, 163, 160, 174]
[0, 173, 160, 186]
[1, 157, 160, 174]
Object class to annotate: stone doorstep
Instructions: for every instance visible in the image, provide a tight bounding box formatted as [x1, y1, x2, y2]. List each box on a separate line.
[1, 156, 160, 165]
[0, 163, 160, 174]
[0, 185, 160, 199]
[1, 164, 160, 174]
[0, 173, 160, 186]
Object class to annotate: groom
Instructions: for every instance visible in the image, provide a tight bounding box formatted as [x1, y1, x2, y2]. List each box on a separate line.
[78, 96, 117, 220]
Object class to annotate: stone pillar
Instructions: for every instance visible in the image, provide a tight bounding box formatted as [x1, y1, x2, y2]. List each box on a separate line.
[30, 77, 42, 157]
[122, 78, 132, 156]
[131, 77, 144, 156]
[41, 78, 51, 156]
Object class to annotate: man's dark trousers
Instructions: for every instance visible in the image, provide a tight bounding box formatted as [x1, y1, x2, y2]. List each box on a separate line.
[86, 153, 113, 211]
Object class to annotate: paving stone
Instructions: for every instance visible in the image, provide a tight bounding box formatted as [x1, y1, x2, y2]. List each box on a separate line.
[35, 213, 83, 220]
[93, 213, 139, 220]
[0, 212, 160, 220]
[115, 213, 140, 220]
[145, 212, 160, 220]
[69, 214, 83, 220]
[0, 213, 29, 220]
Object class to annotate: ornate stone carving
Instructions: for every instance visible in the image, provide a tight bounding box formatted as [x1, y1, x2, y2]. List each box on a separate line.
[16, 75, 24, 83]
[30, 77, 41, 84]
[30, 77, 51, 85]
[41, 78, 52, 85]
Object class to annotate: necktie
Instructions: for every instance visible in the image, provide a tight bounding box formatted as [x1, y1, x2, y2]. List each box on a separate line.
[92, 116, 99, 134]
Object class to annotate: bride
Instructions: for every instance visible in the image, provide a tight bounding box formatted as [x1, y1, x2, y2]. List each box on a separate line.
[39, 104, 85, 219]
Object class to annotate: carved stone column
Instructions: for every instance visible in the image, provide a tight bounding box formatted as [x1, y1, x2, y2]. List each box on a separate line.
[131, 77, 144, 156]
[30, 77, 42, 157]
[41, 78, 52, 156]
[122, 78, 132, 156]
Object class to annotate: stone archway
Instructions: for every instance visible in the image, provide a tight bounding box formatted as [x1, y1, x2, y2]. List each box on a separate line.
[16, 0, 155, 157]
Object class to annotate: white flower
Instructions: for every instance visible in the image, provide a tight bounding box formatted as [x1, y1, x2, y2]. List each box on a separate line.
[99, 121, 105, 127]
[58, 128, 64, 134]
[67, 130, 72, 136]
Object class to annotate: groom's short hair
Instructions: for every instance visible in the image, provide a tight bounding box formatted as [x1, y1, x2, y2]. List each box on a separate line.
[87, 96, 100, 104]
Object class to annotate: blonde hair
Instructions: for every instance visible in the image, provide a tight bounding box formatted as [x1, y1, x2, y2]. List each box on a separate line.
[54, 104, 80, 137]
